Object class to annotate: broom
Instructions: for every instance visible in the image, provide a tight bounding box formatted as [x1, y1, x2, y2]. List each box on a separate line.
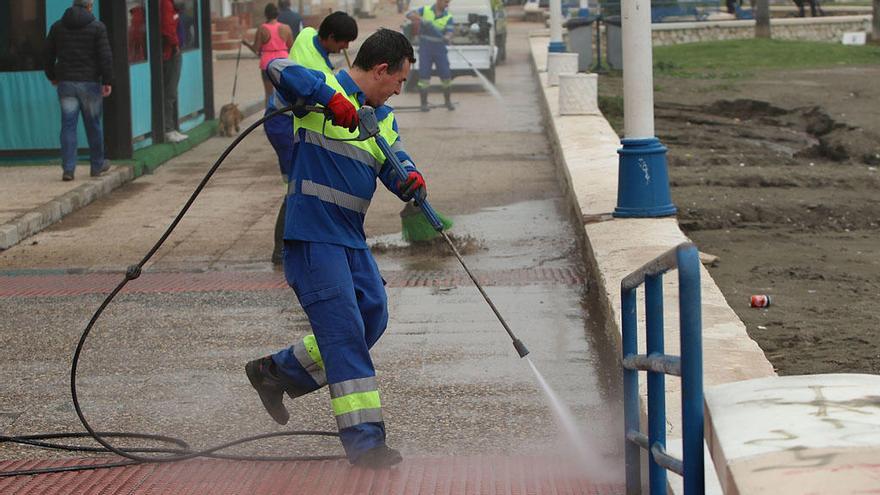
[401, 200, 453, 243]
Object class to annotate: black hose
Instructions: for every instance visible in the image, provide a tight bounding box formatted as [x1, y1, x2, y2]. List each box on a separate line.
[0, 106, 344, 478]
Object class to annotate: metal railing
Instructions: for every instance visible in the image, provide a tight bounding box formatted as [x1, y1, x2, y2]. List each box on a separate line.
[621, 242, 704, 495]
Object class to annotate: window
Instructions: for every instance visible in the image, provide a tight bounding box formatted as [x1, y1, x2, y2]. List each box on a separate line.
[177, 0, 200, 51]
[128, 1, 148, 63]
[0, 1, 46, 72]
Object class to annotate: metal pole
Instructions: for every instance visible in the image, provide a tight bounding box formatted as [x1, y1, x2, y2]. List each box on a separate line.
[201, 0, 216, 120]
[677, 246, 704, 495]
[591, 16, 606, 73]
[621, 0, 653, 139]
[622, 288, 641, 495]
[149, 0, 166, 144]
[101, 0, 134, 159]
[613, 0, 676, 218]
[549, 0, 566, 52]
[645, 274, 667, 495]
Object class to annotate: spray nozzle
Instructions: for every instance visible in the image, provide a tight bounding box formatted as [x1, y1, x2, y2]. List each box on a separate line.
[513, 339, 530, 358]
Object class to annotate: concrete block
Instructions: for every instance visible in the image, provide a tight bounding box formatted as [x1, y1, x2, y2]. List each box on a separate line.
[20, 212, 43, 237]
[558, 73, 599, 116]
[0, 224, 19, 250]
[706, 374, 880, 495]
[546, 52, 579, 86]
[842, 31, 867, 45]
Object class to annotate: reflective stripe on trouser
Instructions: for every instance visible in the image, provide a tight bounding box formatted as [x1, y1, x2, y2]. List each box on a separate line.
[330, 376, 384, 429]
[418, 41, 451, 82]
[272, 240, 390, 461]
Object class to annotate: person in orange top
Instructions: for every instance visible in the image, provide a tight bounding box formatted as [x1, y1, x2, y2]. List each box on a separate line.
[245, 3, 295, 106]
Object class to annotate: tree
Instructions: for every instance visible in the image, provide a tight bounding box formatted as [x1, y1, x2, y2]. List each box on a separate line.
[873, 0, 879, 44]
[755, 0, 771, 38]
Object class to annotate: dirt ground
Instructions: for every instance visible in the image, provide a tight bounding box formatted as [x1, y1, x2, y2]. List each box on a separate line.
[601, 66, 880, 376]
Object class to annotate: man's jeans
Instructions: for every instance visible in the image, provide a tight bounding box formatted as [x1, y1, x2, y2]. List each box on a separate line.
[57, 81, 104, 174]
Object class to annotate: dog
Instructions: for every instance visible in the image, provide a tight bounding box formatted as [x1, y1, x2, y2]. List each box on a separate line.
[218, 103, 244, 137]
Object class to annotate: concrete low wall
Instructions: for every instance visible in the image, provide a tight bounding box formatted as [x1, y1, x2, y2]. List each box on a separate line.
[652, 15, 872, 45]
[528, 34, 776, 493]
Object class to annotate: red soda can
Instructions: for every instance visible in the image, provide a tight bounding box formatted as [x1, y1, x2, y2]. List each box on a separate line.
[750, 295, 771, 308]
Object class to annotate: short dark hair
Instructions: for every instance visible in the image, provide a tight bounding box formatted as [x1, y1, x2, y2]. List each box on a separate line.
[318, 11, 358, 42]
[264, 3, 278, 20]
[278, 0, 291, 8]
[353, 29, 415, 74]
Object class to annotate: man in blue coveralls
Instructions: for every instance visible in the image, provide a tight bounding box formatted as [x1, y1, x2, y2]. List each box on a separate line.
[407, 0, 456, 111]
[267, 12, 358, 264]
[246, 29, 426, 469]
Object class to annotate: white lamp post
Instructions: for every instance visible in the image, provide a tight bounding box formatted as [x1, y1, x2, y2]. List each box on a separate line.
[613, 0, 676, 217]
[549, 0, 566, 52]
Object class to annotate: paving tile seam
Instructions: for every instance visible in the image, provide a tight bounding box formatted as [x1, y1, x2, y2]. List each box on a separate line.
[0, 267, 585, 298]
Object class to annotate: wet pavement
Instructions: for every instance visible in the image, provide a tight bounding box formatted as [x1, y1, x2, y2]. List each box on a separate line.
[0, 13, 624, 487]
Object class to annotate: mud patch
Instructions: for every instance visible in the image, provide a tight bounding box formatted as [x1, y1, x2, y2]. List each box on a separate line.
[660, 99, 880, 168]
[370, 233, 487, 257]
[646, 76, 880, 375]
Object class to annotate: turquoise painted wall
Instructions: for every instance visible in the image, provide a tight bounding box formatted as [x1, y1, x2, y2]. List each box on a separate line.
[178, 0, 205, 123]
[130, 62, 153, 139]
[179, 50, 205, 119]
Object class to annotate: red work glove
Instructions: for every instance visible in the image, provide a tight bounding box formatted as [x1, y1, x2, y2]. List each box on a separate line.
[398, 171, 426, 201]
[327, 93, 359, 132]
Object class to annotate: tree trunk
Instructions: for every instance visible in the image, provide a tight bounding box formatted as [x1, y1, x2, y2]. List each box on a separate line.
[873, 0, 880, 44]
[755, 0, 771, 38]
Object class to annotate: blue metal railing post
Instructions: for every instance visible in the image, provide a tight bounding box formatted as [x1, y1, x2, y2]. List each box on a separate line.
[645, 274, 667, 495]
[622, 288, 640, 495]
[678, 247, 704, 494]
[619, 242, 704, 495]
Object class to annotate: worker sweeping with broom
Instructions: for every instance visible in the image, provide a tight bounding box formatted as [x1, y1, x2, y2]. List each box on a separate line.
[246, 29, 434, 469]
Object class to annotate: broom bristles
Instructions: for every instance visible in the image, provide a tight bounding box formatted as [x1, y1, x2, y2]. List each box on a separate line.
[402, 209, 453, 243]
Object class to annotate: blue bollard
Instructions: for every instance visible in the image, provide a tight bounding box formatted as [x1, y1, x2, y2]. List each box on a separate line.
[548, 41, 567, 52]
[614, 137, 677, 218]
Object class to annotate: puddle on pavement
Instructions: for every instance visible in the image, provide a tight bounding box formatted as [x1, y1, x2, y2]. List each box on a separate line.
[370, 198, 577, 272]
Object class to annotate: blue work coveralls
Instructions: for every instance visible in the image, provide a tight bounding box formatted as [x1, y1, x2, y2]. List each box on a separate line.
[264, 58, 420, 463]
[412, 4, 455, 88]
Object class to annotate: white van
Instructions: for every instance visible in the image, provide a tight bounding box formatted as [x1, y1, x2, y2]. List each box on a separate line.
[403, 0, 502, 89]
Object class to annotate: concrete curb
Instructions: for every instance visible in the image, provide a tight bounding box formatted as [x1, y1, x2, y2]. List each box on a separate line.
[0, 120, 219, 251]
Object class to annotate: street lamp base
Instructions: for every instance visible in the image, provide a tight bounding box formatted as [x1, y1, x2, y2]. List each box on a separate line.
[548, 41, 566, 53]
[613, 137, 677, 218]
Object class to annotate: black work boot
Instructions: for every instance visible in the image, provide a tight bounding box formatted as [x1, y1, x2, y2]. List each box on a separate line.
[245, 356, 290, 425]
[419, 90, 430, 112]
[354, 444, 403, 469]
[443, 90, 455, 111]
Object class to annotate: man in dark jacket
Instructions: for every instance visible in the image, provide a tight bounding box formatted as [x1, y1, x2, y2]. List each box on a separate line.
[278, 0, 303, 40]
[44, 0, 113, 182]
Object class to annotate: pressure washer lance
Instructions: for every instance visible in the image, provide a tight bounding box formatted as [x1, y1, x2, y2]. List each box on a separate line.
[357, 105, 529, 358]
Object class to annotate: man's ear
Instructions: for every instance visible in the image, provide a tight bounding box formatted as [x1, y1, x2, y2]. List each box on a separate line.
[374, 63, 390, 78]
